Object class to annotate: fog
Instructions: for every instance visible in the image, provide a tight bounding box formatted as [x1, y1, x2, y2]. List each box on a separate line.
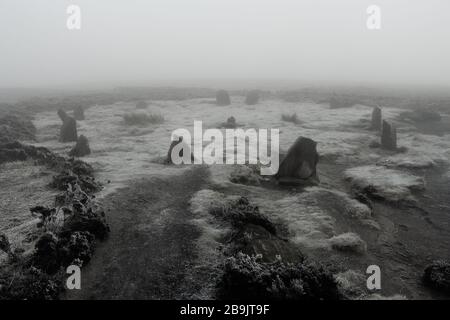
[0, 0, 449, 89]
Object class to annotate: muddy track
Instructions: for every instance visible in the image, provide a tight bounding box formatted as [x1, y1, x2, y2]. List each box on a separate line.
[66, 166, 211, 300]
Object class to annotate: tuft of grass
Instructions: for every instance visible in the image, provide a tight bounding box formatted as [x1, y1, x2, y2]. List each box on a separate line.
[122, 112, 164, 126]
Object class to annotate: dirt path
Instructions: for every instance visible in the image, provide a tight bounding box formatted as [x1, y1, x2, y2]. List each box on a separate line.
[66, 166, 212, 300]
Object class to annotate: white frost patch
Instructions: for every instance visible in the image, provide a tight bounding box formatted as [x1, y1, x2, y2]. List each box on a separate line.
[383, 133, 450, 169]
[258, 194, 335, 249]
[304, 187, 372, 220]
[344, 165, 424, 202]
[329, 232, 367, 254]
[187, 189, 234, 299]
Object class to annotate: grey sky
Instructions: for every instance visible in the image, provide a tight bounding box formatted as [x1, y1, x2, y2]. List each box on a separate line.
[0, 0, 449, 88]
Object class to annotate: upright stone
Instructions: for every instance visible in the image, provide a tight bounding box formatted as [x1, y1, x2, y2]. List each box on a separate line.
[57, 109, 78, 142]
[381, 120, 397, 150]
[371, 106, 382, 131]
[69, 135, 91, 157]
[275, 137, 319, 185]
[216, 90, 231, 106]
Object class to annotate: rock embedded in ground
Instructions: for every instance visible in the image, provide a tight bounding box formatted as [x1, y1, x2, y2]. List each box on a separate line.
[57, 109, 78, 142]
[245, 90, 259, 105]
[216, 90, 231, 106]
[166, 136, 194, 164]
[223, 116, 237, 128]
[423, 260, 450, 294]
[69, 135, 91, 157]
[276, 137, 319, 186]
[381, 120, 397, 150]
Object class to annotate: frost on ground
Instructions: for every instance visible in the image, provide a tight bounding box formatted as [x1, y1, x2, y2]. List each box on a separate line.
[0, 161, 58, 263]
[382, 133, 450, 169]
[328, 232, 367, 254]
[344, 165, 425, 202]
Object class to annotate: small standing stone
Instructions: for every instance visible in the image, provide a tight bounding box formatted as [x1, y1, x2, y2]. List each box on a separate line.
[371, 106, 382, 131]
[381, 120, 397, 150]
[57, 109, 78, 142]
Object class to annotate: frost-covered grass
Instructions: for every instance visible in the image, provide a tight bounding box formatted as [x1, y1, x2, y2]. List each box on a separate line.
[344, 165, 425, 202]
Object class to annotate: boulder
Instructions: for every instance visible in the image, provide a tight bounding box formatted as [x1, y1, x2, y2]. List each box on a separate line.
[69, 135, 91, 157]
[73, 106, 85, 121]
[245, 90, 259, 105]
[224, 116, 237, 128]
[275, 137, 319, 185]
[381, 120, 397, 150]
[423, 260, 450, 294]
[216, 90, 231, 106]
[57, 109, 78, 142]
[166, 136, 194, 164]
[371, 106, 382, 131]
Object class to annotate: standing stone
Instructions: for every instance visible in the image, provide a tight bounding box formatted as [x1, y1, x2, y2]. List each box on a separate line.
[371, 106, 382, 131]
[58, 109, 78, 142]
[225, 116, 237, 128]
[245, 90, 259, 105]
[69, 135, 91, 157]
[73, 106, 85, 121]
[381, 120, 397, 150]
[216, 90, 231, 106]
[167, 137, 194, 164]
[275, 137, 319, 185]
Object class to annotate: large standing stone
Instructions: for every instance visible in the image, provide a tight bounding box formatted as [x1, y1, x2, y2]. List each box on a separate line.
[371, 106, 382, 131]
[69, 135, 91, 157]
[381, 120, 397, 150]
[58, 109, 78, 142]
[275, 137, 319, 185]
[245, 90, 259, 105]
[167, 137, 194, 164]
[73, 106, 85, 120]
[216, 90, 231, 106]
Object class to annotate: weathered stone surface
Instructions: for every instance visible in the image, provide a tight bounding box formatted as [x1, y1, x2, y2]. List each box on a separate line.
[216, 90, 231, 106]
[275, 137, 319, 185]
[381, 120, 397, 150]
[371, 106, 382, 131]
[69, 135, 91, 157]
[166, 137, 194, 164]
[57, 109, 78, 142]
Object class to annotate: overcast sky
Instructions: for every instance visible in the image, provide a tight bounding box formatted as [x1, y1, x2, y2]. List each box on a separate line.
[0, 0, 449, 89]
